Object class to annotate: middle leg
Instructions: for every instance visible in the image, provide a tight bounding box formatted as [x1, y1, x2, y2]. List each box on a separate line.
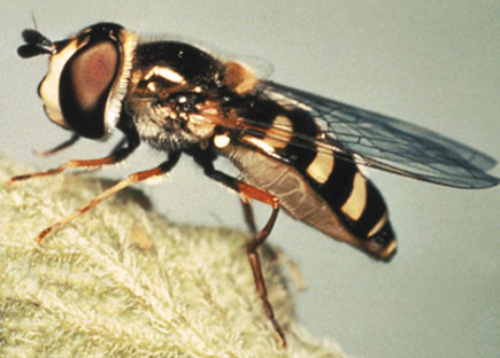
[35, 152, 181, 243]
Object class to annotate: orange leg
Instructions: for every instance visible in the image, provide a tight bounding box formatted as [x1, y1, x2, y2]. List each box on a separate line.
[9, 131, 138, 185]
[35, 152, 181, 244]
[236, 182, 286, 347]
[9, 156, 121, 183]
[194, 151, 287, 347]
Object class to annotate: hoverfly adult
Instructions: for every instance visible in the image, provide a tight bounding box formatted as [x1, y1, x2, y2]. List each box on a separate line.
[11, 23, 499, 347]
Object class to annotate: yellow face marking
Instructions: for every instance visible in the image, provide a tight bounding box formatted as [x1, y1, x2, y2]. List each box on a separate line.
[306, 150, 335, 184]
[145, 66, 186, 84]
[263, 115, 293, 149]
[367, 212, 388, 237]
[214, 134, 231, 148]
[39, 38, 84, 128]
[341, 172, 367, 220]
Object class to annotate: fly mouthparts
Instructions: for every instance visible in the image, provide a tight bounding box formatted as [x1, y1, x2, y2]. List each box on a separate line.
[18, 29, 54, 58]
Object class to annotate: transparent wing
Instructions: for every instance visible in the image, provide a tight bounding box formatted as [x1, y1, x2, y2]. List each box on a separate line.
[252, 81, 499, 189]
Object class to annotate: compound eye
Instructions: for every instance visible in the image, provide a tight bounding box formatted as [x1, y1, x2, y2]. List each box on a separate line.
[60, 41, 118, 138]
[70, 41, 117, 112]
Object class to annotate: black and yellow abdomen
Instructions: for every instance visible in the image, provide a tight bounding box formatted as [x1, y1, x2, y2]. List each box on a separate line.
[222, 96, 397, 261]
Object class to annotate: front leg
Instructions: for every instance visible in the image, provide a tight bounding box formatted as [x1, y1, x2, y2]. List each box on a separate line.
[8, 119, 140, 184]
[33, 133, 81, 157]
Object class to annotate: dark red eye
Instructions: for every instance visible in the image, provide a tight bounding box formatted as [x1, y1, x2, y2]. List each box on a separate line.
[70, 41, 117, 111]
[60, 40, 119, 139]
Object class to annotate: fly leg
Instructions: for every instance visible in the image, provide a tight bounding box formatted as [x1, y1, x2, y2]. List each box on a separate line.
[33, 133, 80, 156]
[240, 197, 257, 234]
[193, 151, 286, 347]
[8, 119, 140, 184]
[238, 182, 285, 347]
[35, 152, 181, 244]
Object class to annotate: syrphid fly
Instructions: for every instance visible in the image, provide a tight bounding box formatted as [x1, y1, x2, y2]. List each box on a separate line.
[11, 23, 499, 347]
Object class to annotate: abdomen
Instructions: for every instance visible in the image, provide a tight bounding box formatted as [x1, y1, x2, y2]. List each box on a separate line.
[222, 98, 397, 261]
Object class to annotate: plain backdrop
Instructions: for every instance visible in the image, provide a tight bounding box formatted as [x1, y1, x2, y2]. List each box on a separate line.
[1, 1, 499, 358]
